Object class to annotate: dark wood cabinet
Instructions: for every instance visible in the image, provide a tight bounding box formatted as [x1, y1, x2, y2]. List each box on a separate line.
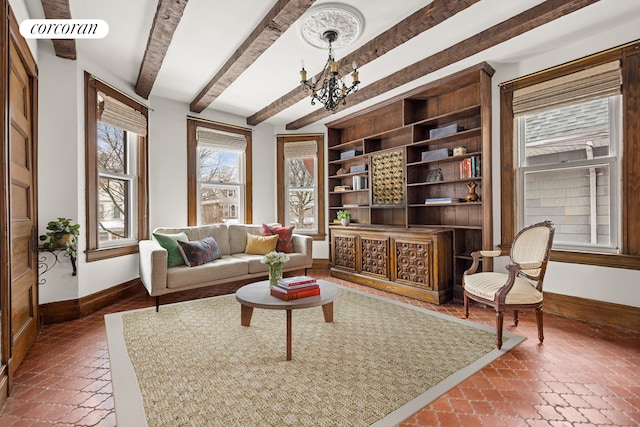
[327, 62, 494, 301]
[330, 226, 453, 304]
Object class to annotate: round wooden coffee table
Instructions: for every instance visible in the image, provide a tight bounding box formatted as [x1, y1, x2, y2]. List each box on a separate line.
[235, 280, 339, 360]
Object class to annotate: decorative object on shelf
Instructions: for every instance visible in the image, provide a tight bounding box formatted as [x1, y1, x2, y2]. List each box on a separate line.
[453, 146, 467, 156]
[337, 209, 352, 226]
[340, 149, 362, 159]
[334, 185, 351, 192]
[429, 123, 463, 139]
[349, 164, 367, 173]
[371, 149, 404, 205]
[39, 217, 80, 259]
[352, 175, 368, 190]
[465, 181, 479, 202]
[299, 4, 363, 112]
[261, 251, 290, 288]
[336, 167, 347, 175]
[421, 148, 451, 162]
[426, 168, 444, 182]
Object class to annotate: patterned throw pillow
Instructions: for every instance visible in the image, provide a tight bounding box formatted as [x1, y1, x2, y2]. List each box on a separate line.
[177, 237, 222, 267]
[153, 232, 189, 267]
[244, 233, 278, 255]
[262, 224, 295, 253]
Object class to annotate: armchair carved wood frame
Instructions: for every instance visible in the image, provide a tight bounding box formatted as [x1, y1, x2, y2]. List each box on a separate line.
[463, 221, 555, 349]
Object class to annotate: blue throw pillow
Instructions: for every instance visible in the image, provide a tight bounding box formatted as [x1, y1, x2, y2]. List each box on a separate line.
[177, 237, 222, 267]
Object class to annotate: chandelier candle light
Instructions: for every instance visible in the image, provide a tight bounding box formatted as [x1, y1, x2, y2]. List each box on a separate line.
[300, 30, 360, 112]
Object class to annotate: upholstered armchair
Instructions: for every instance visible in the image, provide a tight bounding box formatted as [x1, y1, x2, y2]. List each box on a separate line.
[463, 221, 555, 349]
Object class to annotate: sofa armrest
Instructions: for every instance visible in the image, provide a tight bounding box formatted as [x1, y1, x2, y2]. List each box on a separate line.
[291, 233, 313, 268]
[138, 239, 168, 296]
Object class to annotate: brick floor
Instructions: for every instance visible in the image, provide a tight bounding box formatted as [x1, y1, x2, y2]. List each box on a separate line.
[0, 269, 638, 426]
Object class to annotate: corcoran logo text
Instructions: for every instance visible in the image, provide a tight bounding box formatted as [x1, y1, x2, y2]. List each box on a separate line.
[20, 19, 109, 39]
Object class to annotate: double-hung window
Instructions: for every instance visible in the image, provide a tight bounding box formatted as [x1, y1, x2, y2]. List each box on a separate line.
[85, 73, 149, 260]
[277, 134, 325, 240]
[187, 119, 252, 225]
[500, 41, 640, 269]
[514, 62, 622, 253]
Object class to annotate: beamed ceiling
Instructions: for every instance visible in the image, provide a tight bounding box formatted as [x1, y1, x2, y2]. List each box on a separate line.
[30, 0, 640, 130]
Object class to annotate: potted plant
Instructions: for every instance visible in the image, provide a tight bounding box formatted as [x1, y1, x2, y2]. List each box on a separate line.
[40, 217, 80, 258]
[337, 210, 352, 226]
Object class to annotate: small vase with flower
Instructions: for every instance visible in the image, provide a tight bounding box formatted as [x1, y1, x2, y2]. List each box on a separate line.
[261, 251, 290, 287]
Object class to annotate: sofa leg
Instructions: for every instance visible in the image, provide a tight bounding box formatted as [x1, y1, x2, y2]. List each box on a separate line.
[156, 296, 160, 312]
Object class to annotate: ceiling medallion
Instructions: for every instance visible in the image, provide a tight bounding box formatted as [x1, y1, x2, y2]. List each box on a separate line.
[298, 4, 364, 111]
[298, 3, 364, 50]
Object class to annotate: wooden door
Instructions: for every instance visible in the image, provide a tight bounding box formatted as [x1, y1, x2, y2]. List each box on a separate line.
[7, 32, 38, 380]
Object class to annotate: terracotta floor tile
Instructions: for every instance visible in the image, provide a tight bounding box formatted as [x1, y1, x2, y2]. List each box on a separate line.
[1, 268, 639, 426]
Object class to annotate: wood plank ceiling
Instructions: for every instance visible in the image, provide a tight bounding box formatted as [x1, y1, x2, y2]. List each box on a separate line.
[42, 0, 602, 129]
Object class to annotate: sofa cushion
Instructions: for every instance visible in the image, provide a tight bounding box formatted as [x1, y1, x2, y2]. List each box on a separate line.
[153, 232, 188, 267]
[228, 224, 263, 254]
[262, 224, 295, 253]
[244, 233, 278, 255]
[177, 237, 222, 267]
[166, 256, 249, 289]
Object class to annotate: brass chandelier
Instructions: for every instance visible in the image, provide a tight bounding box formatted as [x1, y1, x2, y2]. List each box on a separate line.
[299, 30, 360, 112]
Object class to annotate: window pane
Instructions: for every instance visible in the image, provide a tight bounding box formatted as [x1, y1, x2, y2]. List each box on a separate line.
[288, 189, 315, 230]
[286, 158, 317, 232]
[98, 177, 130, 242]
[198, 147, 240, 183]
[200, 184, 241, 225]
[522, 98, 614, 167]
[97, 122, 126, 174]
[524, 165, 611, 247]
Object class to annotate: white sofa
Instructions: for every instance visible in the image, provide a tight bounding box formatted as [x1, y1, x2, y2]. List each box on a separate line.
[138, 223, 313, 310]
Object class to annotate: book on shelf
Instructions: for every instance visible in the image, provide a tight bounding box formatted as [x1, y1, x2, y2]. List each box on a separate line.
[342, 203, 360, 208]
[458, 155, 481, 179]
[424, 197, 462, 204]
[278, 276, 317, 287]
[270, 285, 320, 301]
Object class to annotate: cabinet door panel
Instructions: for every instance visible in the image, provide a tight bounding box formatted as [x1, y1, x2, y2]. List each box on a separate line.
[332, 234, 357, 271]
[393, 238, 433, 289]
[360, 237, 388, 278]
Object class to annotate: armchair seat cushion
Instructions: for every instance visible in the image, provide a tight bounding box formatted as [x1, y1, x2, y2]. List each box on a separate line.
[464, 272, 542, 305]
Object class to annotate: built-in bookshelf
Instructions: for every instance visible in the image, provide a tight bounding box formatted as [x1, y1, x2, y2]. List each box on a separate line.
[327, 62, 494, 301]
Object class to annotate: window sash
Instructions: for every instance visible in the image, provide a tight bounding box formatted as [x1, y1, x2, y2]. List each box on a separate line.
[198, 182, 243, 225]
[97, 176, 137, 247]
[197, 147, 244, 185]
[285, 157, 317, 233]
[518, 157, 619, 253]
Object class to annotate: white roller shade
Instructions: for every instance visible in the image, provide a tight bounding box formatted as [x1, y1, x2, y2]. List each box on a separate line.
[283, 140, 317, 159]
[98, 92, 147, 136]
[513, 61, 622, 116]
[196, 126, 247, 151]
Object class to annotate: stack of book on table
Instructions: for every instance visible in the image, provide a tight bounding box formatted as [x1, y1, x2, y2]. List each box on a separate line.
[270, 276, 320, 301]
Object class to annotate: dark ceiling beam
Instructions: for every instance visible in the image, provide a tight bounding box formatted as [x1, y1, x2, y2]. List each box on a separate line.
[189, 0, 315, 113]
[247, 0, 480, 127]
[286, 0, 600, 130]
[135, 0, 189, 99]
[40, 0, 76, 60]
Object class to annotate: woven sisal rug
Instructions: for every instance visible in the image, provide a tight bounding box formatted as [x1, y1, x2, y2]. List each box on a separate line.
[105, 284, 524, 426]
